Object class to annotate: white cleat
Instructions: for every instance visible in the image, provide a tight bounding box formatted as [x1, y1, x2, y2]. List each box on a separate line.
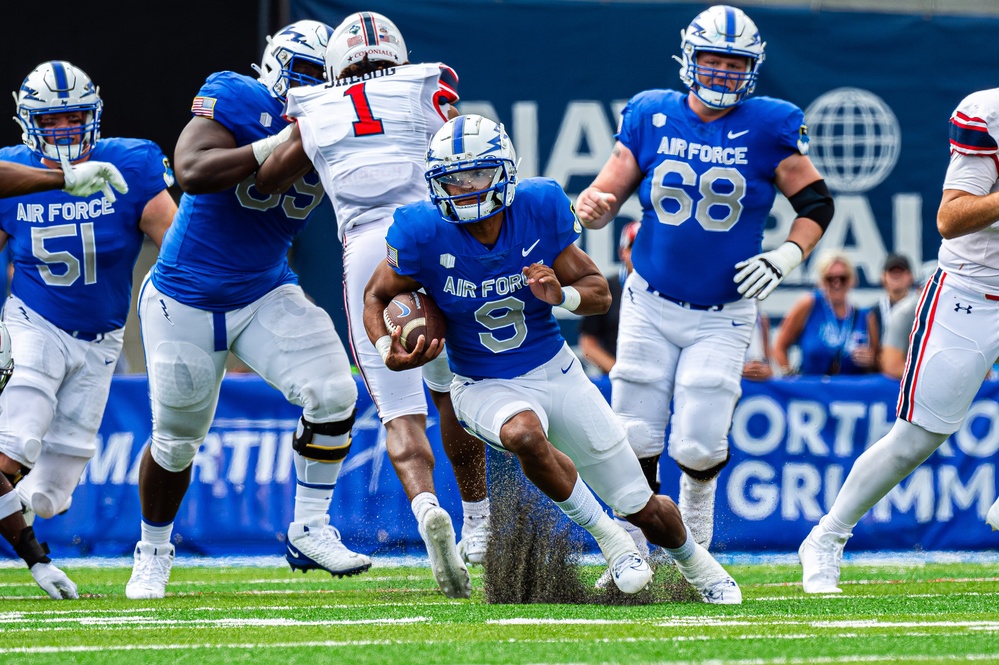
[286, 515, 372, 577]
[987, 498, 999, 531]
[674, 542, 742, 604]
[594, 518, 650, 590]
[125, 541, 175, 599]
[609, 552, 652, 594]
[419, 507, 471, 599]
[457, 517, 489, 566]
[799, 526, 850, 594]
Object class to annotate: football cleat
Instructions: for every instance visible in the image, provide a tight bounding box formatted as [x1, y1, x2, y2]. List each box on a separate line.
[674, 542, 742, 604]
[609, 552, 653, 594]
[594, 518, 649, 590]
[419, 507, 471, 599]
[286, 515, 372, 577]
[799, 525, 851, 594]
[987, 497, 999, 531]
[125, 541, 175, 600]
[457, 517, 489, 566]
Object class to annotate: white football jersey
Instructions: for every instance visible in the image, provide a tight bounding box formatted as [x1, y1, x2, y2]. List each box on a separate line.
[286, 63, 458, 239]
[940, 87, 999, 284]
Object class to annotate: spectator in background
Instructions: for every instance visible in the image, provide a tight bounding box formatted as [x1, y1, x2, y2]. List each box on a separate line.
[742, 312, 774, 380]
[868, 253, 915, 349]
[879, 289, 919, 379]
[774, 250, 877, 376]
[578, 220, 640, 374]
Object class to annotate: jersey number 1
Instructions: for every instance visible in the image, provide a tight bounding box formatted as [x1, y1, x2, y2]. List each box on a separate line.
[345, 83, 385, 137]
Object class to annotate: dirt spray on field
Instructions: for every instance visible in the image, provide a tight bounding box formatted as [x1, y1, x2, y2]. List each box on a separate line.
[482, 449, 699, 605]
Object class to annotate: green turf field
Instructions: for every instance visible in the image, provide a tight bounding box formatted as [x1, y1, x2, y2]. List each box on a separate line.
[1, 559, 997, 664]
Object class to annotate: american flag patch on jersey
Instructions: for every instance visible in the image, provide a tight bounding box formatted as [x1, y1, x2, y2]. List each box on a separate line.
[387, 244, 399, 268]
[191, 96, 217, 119]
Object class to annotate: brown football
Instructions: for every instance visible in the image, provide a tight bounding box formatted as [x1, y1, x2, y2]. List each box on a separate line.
[383, 291, 446, 352]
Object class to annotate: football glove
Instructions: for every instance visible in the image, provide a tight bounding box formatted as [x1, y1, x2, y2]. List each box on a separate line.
[61, 158, 129, 203]
[734, 241, 803, 300]
[30, 562, 79, 600]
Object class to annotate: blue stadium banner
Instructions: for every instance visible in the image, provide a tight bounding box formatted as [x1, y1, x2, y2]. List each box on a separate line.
[2, 374, 997, 559]
[291, 1, 999, 319]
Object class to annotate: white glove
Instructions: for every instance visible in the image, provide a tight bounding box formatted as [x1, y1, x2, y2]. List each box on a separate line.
[30, 562, 79, 600]
[734, 241, 803, 300]
[250, 123, 295, 165]
[61, 158, 129, 203]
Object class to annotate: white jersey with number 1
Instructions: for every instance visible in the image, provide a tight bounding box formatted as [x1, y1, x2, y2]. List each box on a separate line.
[285, 63, 459, 240]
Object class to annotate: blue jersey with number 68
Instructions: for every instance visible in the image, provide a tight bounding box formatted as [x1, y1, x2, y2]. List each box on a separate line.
[621, 89, 807, 305]
[0, 138, 171, 333]
[152, 71, 325, 311]
[388, 178, 579, 380]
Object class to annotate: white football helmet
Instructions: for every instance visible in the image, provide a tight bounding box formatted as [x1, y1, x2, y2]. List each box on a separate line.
[253, 20, 333, 99]
[673, 5, 766, 109]
[13, 61, 102, 161]
[326, 12, 407, 80]
[426, 115, 518, 224]
[0, 322, 12, 394]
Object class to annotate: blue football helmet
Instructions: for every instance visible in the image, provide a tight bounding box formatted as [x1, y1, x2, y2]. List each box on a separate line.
[674, 5, 766, 109]
[254, 20, 333, 99]
[14, 61, 102, 161]
[426, 115, 518, 224]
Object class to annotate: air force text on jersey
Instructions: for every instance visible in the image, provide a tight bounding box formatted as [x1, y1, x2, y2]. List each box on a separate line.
[16, 200, 115, 223]
[442, 268, 535, 299]
[657, 137, 749, 166]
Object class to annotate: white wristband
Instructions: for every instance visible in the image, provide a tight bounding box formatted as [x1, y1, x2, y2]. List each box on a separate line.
[375, 335, 392, 364]
[250, 123, 294, 165]
[557, 286, 581, 312]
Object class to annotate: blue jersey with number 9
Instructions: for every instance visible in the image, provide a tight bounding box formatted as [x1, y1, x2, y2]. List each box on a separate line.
[620, 89, 806, 306]
[388, 178, 579, 380]
[152, 71, 325, 310]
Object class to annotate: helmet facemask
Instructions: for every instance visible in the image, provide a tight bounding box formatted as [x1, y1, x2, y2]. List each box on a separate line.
[425, 115, 518, 225]
[254, 20, 333, 99]
[673, 5, 766, 110]
[14, 61, 102, 162]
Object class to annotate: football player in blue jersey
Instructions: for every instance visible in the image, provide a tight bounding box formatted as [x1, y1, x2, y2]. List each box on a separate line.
[255, 11, 490, 598]
[576, 5, 833, 560]
[362, 114, 742, 603]
[0, 60, 176, 598]
[126, 20, 370, 600]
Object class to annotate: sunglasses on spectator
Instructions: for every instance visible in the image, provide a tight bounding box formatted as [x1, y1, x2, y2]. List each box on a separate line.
[824, 274, 849, 286]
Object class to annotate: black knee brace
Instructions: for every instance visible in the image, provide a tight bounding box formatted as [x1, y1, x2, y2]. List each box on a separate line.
[13, 526, 50, 568]
[292, 410, 356, 462]
[638, 455, 661, 494]
[677, 451, 731, 482]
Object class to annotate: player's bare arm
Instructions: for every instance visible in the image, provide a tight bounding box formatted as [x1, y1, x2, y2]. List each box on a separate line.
[363, 261, 443, 370]
[577, 142, 643, 229]
[254, 124, 312, 194]
[173, 117, 259, 194]
[138, 190, 178, 249]
[773, 292, 815, 374]
[774, 153, 829, 258]
[523, 243, 611, 315]
[0, 160, 64, 197]
[937, 188, 999, 239]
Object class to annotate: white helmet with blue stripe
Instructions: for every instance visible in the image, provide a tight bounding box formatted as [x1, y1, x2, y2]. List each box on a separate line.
[13, 61, 102, 161]
[674, 5, 766, 110]
[326, 12, 407, 80]
[426, 114, 518, 224]
[254, 20, 333, 99]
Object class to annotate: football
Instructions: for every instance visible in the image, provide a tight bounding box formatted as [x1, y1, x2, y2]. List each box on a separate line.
[383, 291, 446, 352]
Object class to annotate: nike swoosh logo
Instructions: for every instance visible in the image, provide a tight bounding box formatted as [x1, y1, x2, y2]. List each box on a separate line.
[391, 300, 411, 317]
[104, 358, 114, 365]
[522, 239, 541, 257]
[732, 321, 748, 327]
[561, 359, 575, 374]
[728, 130, 749, 139]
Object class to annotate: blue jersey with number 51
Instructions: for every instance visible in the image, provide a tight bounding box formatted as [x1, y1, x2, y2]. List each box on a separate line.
[0, 138, 171, 333]
[152, 71, 325, 311]
[621, 89, 806, 305]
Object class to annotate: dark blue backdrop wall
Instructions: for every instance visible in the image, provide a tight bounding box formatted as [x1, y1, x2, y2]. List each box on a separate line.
[292, 1, 999, 320]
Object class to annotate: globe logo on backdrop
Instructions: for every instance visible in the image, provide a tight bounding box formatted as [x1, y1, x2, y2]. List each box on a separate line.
[804, 87, 901, 193]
